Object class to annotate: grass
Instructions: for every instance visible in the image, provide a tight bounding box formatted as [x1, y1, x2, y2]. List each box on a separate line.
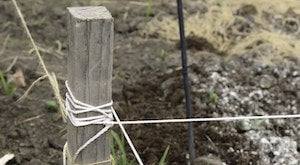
[0, 70, 15, 96]
[110, 130, 170, 165]
[145, 0, 153, 21]
[110, 130, 135, 165]
[205, 90, 218, 104]
[159, 145, 170, 165]
[159, 49, 166, 61]
[44, 100, 59, 112]
[12, 0, 66, 121]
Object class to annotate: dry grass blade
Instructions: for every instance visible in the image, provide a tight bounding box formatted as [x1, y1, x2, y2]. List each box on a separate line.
[16, 74, 47, 103]
[15, 114, 45, 126]
[28, 45, 63, 59]
[205, 135, 219, 153]
[0, 34, 10, 56]
[55, 40, 63, 56]
[49, 72, 66, 120]
[12, 0, 66, 121]
[5, 56, 18, 73]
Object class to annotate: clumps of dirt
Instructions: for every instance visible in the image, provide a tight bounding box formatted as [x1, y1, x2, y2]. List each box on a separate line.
[144, 0, 300, 64]
[116, 53, 299, 164]
[236, 4, 258, 16]
[1, 0, 299, 164]
[0, 85, 66, 164]
[176, 35, 221, 54]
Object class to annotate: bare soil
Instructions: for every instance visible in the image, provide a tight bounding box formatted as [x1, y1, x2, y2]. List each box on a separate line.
[0, 0, 299, 164]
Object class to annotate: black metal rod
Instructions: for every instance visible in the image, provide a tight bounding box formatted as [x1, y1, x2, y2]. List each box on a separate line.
[176, 0, 195, 164]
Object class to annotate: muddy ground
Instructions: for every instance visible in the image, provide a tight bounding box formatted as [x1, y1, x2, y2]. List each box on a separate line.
[0, 0, 299, 164]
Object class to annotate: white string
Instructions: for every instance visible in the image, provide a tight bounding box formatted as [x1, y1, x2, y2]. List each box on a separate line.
[63, 81, 113, 164]
[111, 107, 144, 165]
[63, 82, 300, 165]
[63, 81, 143, 165]
[104, 114, 300, 125]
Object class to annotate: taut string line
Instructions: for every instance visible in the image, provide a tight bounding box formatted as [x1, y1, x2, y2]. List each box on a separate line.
[63, 82, 300, 165]
[63, 81, 143, 165]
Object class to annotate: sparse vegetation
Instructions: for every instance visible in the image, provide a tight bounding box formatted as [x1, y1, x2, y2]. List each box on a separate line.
[235, 119, 265, 133]
[44, 100, 58, 112]
[110, 130, 170, 165]
[159, 145, 170, 165]
[0, 0, 299, 164]
[110, 130, 134, 165]
[145, 0, 153, 21]
[205, 90, 218, 104]
[0, 70, 15, 96]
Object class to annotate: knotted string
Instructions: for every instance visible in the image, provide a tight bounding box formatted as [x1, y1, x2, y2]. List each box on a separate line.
[63, 81, 113, 164]
[63, 81, 144, 165]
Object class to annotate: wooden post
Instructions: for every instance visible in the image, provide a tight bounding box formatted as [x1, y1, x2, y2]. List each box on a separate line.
[67, 7, 113, 164]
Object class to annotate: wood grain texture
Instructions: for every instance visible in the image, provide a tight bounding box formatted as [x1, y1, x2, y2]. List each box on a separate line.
[67, 7, 113, 165]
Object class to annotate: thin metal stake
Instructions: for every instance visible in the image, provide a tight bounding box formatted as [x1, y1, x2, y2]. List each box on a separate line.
[176, 0, 195, 164]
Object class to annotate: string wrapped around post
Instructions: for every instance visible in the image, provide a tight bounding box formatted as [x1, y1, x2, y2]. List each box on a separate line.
[63, 81, 144, 165]
[63, 81, 114, 164]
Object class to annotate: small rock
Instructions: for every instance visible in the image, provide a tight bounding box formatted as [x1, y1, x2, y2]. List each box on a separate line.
[236, 4, 257, 16]
[249, 90, 263, 100]
[273, 67, 288, 78]
[293, 77, 300, 89]
[227, 147, 234, 153]
[129, 18, 142, 31]
[115, 21, 130, 33]
[18, 147, 32, 160]
[48, 137, 64, 150]
[223, 58, 243, 71]
[259, 75, 273, 89]
[235, 120, 252, 133]
[203, 56, 221, 72]
[14, 155, 22, 164]
[8, 130, 18, 138]
[161, 77, 177, 98]
[16, 128, 28, 138]
[169, 88, 184, 105]
[189, 72, 200, 84]
[292, 71, 298, 77]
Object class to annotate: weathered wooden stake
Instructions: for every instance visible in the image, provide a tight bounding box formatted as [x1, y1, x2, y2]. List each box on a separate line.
[67, 7, 113, 164]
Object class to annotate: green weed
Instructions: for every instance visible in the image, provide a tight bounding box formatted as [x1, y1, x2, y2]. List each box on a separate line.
[44, 100, 58, 112]
[117, 71, 128, 80]
[205, 90, 218, 104]
[110, 130, 135, 165]
[145, 0, 153, 21]
[0, 70, 15, 96]
[159, 145, 170, 165]
[159, 49, 165, 61]
[28, 16, 47, 27]
[110, 130, 170, 165]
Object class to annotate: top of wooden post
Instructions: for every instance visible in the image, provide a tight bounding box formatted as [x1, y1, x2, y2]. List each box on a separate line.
[67, 6, 112, 21]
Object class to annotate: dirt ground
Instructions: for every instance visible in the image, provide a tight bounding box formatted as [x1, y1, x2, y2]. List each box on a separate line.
[0, 0, 299, 164]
